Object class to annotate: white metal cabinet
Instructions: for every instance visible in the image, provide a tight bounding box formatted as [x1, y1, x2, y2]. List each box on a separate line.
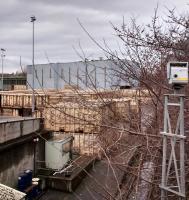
[45, 135, 73, 170]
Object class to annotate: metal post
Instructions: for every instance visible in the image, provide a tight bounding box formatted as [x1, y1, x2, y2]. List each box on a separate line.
[77, 68, 79, 87]
[94, 65, 97, 88]
[104, 66, 106, 88]
[69, 67, 71, 85]
[180, 96, 185, 195]
[161, 95, 168, 200]
[31, 16, 36, 116]
[42, 68, 43, 88]
[85, 61, 88, 87]
[33, 137, 39, 176]
[1, 49, 5, 91]
[1, 55, 3, 91]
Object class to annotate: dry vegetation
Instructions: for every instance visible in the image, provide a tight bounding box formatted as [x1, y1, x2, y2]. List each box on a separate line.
[14, 6, 189, 200]
[70, 7, 189, 199]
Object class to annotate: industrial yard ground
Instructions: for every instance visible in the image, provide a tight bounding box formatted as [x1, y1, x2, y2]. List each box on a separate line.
[40, 157, 135, 199]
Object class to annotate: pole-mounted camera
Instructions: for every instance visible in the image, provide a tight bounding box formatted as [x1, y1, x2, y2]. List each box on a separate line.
[167, 61, 188, 90]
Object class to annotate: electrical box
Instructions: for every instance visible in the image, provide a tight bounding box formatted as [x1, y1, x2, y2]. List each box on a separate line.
[167, 62, 188, 85]
[45, 134, 73, 170]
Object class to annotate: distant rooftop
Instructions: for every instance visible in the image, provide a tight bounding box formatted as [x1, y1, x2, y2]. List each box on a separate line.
[0, 73, 26, 77]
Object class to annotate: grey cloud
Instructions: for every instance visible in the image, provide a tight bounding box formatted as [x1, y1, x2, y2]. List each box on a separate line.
[0, 0, 188, 73]
[24, 0, 159, 14]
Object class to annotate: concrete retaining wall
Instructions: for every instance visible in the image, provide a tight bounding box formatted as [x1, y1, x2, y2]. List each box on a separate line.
[0, 117, 43, 188]
[0, 142, 34, 188]
[0, 118, 41, 143]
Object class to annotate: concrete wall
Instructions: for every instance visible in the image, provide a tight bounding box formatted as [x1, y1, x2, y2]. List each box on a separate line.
[0, 117, 43, 188]
[0, 118, 40, 144]
[0, 141, 34, 188]
[0, 137, 45, 188]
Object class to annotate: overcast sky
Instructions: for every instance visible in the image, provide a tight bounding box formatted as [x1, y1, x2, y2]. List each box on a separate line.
[0, 0, 188, 73]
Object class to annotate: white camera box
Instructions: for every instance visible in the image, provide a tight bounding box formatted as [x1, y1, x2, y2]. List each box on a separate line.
[167, 62, 188, 85]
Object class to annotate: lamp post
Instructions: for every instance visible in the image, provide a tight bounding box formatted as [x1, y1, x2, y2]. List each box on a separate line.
[30, 16, 36, 116]
[1, 48, 6, 91]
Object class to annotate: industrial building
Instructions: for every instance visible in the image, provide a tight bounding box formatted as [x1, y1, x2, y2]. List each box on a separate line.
[0, 73, 26, 90]
[27, 60, 128, 90]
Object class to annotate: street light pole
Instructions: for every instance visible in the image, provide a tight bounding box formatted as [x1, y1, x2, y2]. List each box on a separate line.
[31, 16, 36, 116]
[1, 49, 6, 91]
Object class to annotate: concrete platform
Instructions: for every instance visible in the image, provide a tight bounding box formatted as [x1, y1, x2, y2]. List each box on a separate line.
[0, 115, 36, 122]
[0, 116, 41, 144]
[37, 155, 96, 193]
[39, 160, 124, 200]
[0, 116, 22, 121]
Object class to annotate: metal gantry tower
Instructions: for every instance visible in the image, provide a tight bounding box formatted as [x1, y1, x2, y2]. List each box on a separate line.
[160, 94, 186, 199]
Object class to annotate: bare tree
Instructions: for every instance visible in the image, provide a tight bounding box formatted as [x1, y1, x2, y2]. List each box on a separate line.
[17, 7, 189, 199]
[74, 7, 189, 199]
